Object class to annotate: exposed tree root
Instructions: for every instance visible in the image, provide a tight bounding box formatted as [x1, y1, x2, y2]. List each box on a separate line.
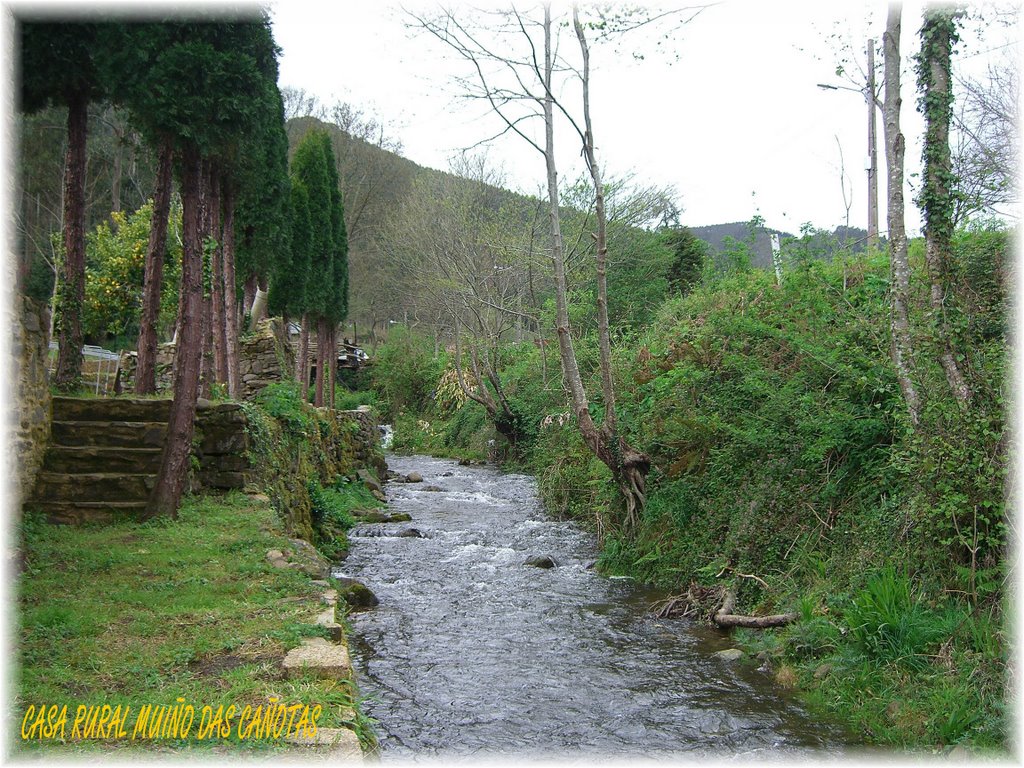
[713, 590, 798, 629]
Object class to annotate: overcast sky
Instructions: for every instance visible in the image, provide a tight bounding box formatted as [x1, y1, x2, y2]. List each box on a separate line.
[271, 2, 1015, 236]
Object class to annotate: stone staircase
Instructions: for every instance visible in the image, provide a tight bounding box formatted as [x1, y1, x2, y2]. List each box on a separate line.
[27, 397, 171, 525]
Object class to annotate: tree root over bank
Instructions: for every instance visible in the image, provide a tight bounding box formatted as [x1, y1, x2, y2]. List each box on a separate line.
[652, 584, 797, 629]
[713, 590, 798, 629]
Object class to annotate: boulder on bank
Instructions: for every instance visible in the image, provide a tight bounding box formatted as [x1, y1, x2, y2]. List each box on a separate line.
[334, 577, 379, 609]
[357, 468, 384, 495]
[265, 541, 331, 579]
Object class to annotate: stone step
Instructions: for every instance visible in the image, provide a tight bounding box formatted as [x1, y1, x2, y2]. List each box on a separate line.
[285, 727, 362, 759]
[51, 421, 167, 449]
[26, 501, 148, 525]
[32, 471, 156, 503]
[43, 446, 163, 474]
[52, 396, 172, 424]
[282, 638, 351, 680]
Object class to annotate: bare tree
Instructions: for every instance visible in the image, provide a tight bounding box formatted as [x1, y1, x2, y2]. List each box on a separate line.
[408, 4, 699, 524]
[951, 53, 1018, 225]
[882, 3, 921, 427]
[280, 85, 326, 121]
[380, 154, 534, 441]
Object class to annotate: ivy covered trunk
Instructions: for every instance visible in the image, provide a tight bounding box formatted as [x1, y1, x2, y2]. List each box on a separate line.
[53, 92, 88, 392]
[918, 6, 972, 407]
[147, 146, 204, 520]
[135, 136, 174, 395]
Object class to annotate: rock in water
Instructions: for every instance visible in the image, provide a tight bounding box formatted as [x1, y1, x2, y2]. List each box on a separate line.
[524, 555, 558, 569]
[405, 471, 423, 483]
[715, 648, 745, 662]
[398, 528, 425, 538]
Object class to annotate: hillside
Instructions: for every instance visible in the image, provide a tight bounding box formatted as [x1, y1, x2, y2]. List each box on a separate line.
[687, 222, 872, 270]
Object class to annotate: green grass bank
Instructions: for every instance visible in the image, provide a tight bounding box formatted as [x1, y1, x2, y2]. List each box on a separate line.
[15, 383, 387, 757]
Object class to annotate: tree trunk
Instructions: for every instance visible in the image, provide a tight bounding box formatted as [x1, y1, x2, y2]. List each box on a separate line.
[222, 183, 240, 399]
[111, 123, 123, 215]
[883, 5, 921, 427]
[249, 282, 268, 327]
[210, 170, 228, 386]
[299, 314, 310, 392]
[314, 316, 326, 407]
[198, 162, 214, 400]
[135, 136, 174, 395]
[329, 323, 337, 407]
[147, 146, 204, 520]
[571, 7, 650, 525]
[53, 92, 88, 392]
[919, 6, 972, 407]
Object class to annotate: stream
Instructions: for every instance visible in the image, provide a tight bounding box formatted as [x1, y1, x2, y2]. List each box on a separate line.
[334, 454, 849, 761]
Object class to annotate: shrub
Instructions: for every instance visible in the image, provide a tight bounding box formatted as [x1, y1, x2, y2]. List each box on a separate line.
[844, 568, 940, 669]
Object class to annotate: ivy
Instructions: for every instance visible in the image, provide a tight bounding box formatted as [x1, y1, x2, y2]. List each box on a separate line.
[914, 6, 965, 256]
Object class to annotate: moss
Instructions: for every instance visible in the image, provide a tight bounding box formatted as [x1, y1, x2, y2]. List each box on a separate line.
[241, 382, 386, 557]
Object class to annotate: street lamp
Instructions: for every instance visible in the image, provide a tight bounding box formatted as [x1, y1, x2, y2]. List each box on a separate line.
[817, 38, 881, 249]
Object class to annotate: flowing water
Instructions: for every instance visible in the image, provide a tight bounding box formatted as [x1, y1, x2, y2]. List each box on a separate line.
[335, 454, 849, 761]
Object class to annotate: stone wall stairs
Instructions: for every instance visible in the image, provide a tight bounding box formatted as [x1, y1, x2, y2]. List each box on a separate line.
[27, 397, 171, 525]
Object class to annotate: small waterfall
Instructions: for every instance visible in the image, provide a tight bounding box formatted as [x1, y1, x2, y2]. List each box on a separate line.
[379, 423, 394, 450]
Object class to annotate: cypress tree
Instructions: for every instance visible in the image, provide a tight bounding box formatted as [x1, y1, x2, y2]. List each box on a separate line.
[289, 130, 335, 405]
[19, 20, 105, 391]
[268, 179, 311, 322]
[143, 16, 281, 519]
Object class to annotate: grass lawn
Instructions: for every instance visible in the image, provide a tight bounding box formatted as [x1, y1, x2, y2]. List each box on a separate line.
[14, 491, 372, 756]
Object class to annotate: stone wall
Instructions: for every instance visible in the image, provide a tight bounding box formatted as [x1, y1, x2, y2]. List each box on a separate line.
[240, 318, 294, 400]
[117, 343, 175, 394]
[116, 317, 292, 399]
[191, 401, 385, 506]
[342, 407, 388, 482]
[12, 296, 52, 507]
[194, 402, 251, 492]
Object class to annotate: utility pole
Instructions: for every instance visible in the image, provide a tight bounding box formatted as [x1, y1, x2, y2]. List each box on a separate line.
[866, 38, 879, 249]
[818, 36, 881, 249]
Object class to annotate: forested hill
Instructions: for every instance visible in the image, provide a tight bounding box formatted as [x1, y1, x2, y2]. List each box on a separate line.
[686, 222, 871, 269]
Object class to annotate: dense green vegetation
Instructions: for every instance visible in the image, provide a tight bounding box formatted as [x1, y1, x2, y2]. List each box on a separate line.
[358, 223, 1010, 752]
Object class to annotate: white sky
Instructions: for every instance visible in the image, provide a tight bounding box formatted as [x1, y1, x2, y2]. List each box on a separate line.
[270, 1, 1019, 237]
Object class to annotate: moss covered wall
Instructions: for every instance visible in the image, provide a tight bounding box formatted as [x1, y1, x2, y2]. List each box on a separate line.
[12, 296, 52, 506]
[241, 393, 386, 543]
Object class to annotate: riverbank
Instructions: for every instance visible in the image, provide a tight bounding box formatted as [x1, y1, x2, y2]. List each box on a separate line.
[15, 491, 372, 757]
[355, 229, 1009, 752]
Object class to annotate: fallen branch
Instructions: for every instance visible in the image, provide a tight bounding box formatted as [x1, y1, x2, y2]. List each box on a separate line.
[713, 590, 798, 629]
